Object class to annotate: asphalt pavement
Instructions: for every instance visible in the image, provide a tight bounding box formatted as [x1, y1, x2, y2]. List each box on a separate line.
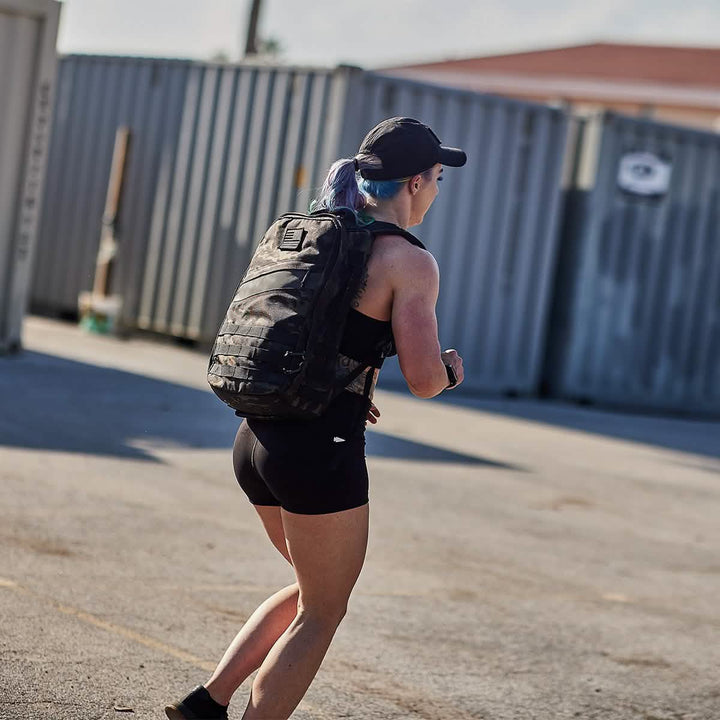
[1, 316, 719, 720]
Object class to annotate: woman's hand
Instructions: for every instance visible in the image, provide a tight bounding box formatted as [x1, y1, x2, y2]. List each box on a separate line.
[366, 402, 381, 425]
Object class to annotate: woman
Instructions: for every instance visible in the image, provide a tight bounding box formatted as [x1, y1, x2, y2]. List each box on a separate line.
[165, 117, 466, 720]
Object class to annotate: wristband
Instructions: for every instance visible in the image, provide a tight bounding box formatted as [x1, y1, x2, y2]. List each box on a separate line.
[444, 362, 457, 388]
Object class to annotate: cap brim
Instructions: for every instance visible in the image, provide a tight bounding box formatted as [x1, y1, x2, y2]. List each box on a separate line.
[438, 146, 467, 167]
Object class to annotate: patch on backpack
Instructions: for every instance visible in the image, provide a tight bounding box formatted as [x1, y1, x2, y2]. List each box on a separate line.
[279, 227, 306, 251]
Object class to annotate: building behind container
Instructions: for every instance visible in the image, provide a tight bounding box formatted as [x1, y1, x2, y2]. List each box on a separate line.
[383, 43, 720, 132]
[0, 0, 60, 353]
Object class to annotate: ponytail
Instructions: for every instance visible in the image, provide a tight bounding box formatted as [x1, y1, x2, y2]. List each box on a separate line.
[310, 158, 365, 213]
[310, 154, 383, 214]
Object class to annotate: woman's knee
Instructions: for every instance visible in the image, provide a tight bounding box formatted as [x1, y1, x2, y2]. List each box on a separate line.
[295, 594, 348, 629]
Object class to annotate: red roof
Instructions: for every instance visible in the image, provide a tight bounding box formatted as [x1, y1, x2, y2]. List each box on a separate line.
[384, 43, 720, 88]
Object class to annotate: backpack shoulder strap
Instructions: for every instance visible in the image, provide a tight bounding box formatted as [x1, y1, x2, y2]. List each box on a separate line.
[366, 221, 426, 250]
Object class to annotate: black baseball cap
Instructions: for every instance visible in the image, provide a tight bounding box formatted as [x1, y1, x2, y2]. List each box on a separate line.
[356, 117, 466, 181]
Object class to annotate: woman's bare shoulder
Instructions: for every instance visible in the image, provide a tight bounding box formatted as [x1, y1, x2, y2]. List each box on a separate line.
[353, 234, 437, 319]
[370, 234, 438, 286]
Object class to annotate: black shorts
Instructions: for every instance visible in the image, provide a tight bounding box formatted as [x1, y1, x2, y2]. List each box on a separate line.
[232, 393, 369, 515]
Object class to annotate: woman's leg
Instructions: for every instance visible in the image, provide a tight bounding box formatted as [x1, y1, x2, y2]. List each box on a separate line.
[242, 503, 369, 720]
[204, 506, 298, 705]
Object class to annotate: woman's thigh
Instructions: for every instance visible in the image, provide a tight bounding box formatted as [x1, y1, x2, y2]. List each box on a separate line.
[281, 504, 369, 613]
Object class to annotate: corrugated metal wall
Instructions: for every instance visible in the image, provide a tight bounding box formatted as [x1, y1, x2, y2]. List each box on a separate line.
[32, 58, 352, 338]
[552, 113, 720, 414]
[27, 55, 720, 413]
[0, 0, 60, 353]
[33, 57, 570, 397]
[32, 55, 192, 317]
[136, 64, 351, 339]
[341, 72, 570, 395]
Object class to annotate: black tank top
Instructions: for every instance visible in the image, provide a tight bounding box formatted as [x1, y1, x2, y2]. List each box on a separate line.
[339, 308, 395, 367]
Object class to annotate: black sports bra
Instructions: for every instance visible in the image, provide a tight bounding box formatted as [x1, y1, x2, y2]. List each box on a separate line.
[339, 308, 396, 368]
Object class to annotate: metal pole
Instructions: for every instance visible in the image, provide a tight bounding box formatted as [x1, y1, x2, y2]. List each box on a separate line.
[244, 0, 262, 57]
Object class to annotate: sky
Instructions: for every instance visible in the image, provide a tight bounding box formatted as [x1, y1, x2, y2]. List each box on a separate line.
[56, 0, 720, 68]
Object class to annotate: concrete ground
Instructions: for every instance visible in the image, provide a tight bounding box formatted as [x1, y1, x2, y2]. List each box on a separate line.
[1, 316, 719, 720]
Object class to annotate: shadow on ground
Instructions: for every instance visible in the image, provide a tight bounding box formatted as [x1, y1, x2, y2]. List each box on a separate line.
[377, 378, 720, 461]
[0, 352, 235, 461]
[365, 431, 522, 469]
[0, 352, 492, 465]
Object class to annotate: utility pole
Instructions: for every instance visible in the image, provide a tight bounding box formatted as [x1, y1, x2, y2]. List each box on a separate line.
[244, 0, 263, 57]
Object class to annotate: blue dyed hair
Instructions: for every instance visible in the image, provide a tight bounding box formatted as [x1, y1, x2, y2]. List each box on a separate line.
[311, 157, 434, 214]
[359, 167, 435, 201]
[358, 178, 406, 199]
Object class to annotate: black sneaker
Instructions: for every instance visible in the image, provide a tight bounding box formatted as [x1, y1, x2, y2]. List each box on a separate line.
[164, 685, 228, 720]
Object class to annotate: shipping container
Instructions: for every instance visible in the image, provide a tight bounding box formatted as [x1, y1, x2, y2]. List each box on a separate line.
[33, 55, 192, 319]
[347, 72, 569, 395]
[33, 57, 570, 397]
[0, 0, 60, 352]
[135, 63, 350, 340]
[548, 112, 720, 415]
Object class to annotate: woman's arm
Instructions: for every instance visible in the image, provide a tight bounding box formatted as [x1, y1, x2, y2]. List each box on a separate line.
[390, 247, 464, 398]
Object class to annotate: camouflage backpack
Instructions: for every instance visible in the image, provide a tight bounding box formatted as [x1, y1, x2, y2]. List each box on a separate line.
[207, 209, 424, 419]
